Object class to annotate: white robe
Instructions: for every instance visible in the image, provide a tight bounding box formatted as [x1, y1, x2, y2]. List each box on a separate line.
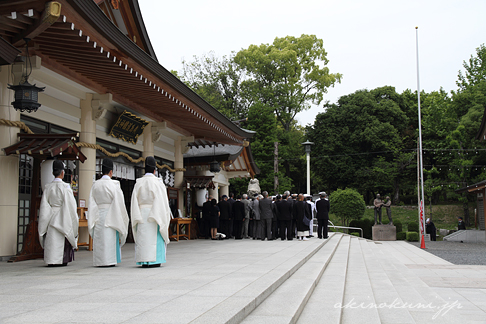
[88, 176, 129, 266]
[131, 173, 171, 263]
[306, 200, 315, 235]
[38, 179, 78, 265]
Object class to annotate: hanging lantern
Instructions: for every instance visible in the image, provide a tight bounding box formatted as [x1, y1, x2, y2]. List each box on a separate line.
[7, 38, 45, 113]
[8, 81, 45, 112]
[209, 160, 220, 173]
[209, 143, 220, 173]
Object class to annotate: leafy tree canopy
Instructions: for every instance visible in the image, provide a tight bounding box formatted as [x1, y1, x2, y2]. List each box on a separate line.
[234, 34, 342, 131]
[178, 51, 246, 120]
[457, 44, 486, 91]
[308, 86, 411, 201]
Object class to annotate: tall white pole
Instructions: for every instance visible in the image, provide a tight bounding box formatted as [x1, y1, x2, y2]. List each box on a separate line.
[416, 26, 426, 249]
[306, 151, 311, 195]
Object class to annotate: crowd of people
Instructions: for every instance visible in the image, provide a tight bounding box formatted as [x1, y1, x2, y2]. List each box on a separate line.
[38, 155, 331, 268]
[197, 190, 330, 242]
[36, 157, 474, 269]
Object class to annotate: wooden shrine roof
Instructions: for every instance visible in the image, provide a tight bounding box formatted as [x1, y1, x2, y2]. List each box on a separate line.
[0, 0, 253, 146]
[184, 176, 215, 189]
[3, 133, 87, 162]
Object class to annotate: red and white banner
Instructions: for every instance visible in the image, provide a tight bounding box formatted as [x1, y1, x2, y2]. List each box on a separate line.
[419, 199, 424, 235]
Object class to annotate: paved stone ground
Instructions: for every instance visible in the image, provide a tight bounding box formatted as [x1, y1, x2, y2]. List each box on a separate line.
[0, 237, 329, 324]
[408, 240, 486, 265]
[1, 236, 485, 324]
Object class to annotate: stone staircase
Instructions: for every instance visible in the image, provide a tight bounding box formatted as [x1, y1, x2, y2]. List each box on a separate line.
[443, 229, 486, 242]
[192, 233, 465, 324]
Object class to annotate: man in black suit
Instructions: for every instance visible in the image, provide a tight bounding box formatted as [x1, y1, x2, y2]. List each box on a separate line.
[201, 195, 213, 239]
[271, 195, 281, 240]
[286, 192, 297, 239]
[218, 195, 231, 238]
[227, 193, 236, 238]
[315, 192, 330, 239]
[232, 195, 245, 239]
[277, 194, 293, 240]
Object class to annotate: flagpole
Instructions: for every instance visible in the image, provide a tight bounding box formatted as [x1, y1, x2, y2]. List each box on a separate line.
[415, 26, 426, 249]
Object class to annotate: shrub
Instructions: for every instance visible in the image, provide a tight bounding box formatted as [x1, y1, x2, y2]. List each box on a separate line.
[350, 232, 359, 237]
[396, 231, 407, 240]
[330, 188, 366, 226]
[348, 218, 373, 239]
[407, 221, 419, 233]
[406, 231, 419, 242]
[362, 218, 373, 239]
[394, 220, 402, 233]
[349, 220, 361, 235]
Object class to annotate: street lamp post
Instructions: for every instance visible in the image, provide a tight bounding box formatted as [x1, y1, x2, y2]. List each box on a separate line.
[302, 141, 314, 196]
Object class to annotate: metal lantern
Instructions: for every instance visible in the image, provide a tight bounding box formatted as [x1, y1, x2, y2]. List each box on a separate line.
[8, 81, 45, 113]
[209, 143, 220, 173]
[7, 38, 45, 113]
[209, 160, 220, 173]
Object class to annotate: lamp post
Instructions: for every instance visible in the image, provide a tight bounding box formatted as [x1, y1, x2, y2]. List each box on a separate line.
[302, 141, 314, 195]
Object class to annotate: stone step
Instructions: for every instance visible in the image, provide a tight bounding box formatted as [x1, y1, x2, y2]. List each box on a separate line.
[364, 239, 464, 323]
[443, 229, 465, 240]
[189, 233, 337, 324]
[296, 234, 351, 324]
[340, 236, 381, 323]
[360, 238, 417, 323]
[240, 233, 344, 324]
[378, 240, 452, 265]
[443, 229, 486, 243]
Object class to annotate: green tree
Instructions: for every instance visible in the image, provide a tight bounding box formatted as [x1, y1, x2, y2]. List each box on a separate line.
[308, 86, 413, 203]
[276, 124, 307, 193]
[245, 102, 293, 192]
[447, 44, 486, 223]
[178, 51, 246, 120]
[177, 36, 342, 194]
[457, 44, 486, 91]
[234, 34, 342, 131]
[330, 188, 365, 226]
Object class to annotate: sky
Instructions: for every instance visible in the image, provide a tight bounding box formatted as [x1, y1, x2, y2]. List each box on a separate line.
[138, 0, 486, 126]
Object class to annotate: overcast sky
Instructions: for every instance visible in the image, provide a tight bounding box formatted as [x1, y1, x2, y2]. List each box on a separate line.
[138, 0, 486, 126]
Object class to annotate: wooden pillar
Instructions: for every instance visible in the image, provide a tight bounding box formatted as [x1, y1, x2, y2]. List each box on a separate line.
[209, 184, 219, 203]
[78, 94, 96, 245]
[220, 185, 229, 200]
[142, 122, 154, 159]
[174, 137, 184, 212]
[0, 65, 20, 258]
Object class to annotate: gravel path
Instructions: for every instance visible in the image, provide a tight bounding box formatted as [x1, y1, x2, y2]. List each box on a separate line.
[408, 240, 486, 265]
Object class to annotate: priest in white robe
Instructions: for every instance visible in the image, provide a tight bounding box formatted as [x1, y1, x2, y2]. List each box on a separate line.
[88, 158, 129, 267]
[131, 156, 171, 267]
[38, 160, 78, 266]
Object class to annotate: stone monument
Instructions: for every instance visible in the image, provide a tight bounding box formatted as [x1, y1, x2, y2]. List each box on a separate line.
[372, 224, 396, 241]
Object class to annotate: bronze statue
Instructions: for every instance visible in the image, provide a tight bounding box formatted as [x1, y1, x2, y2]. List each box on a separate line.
[373, 194, 383, 225]
[383, 196, 393, 225]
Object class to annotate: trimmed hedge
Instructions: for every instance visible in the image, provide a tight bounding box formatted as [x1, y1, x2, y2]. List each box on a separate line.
[396, 231, 407, 240]
[407, 221, 419, 233]
[348, 218, 373, 239]
[394, 220, 402, 233]
[406, 231, 419, 242]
